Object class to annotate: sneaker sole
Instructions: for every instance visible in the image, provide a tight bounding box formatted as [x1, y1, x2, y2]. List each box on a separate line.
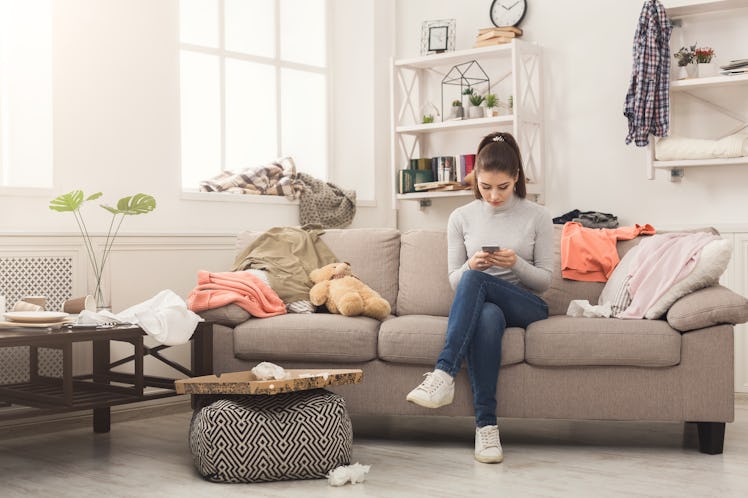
[475, 453, 504, 464]
[406, 392, 454, 409]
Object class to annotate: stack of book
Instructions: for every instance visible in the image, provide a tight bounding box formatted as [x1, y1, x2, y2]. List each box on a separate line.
[720, 59, 748, 75]
[473, 26, 523, 48]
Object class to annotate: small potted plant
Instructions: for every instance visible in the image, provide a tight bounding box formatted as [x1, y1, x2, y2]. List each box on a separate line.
[485, 93, 499, 117]
[449, 99, 464, 119]
[696, 46, 716, 76]
[468, 92, 485, 118]
[674, 44, 697, 79]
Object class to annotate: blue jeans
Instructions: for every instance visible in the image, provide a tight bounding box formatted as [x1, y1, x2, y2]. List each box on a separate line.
[436, 270, 548, 427]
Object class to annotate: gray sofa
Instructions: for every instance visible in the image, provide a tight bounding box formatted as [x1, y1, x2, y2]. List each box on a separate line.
[204, 226, 748, 454]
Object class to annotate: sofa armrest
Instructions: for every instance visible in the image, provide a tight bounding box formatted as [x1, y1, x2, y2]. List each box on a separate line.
[666, 285, 748, 332]
[198, 304, 251, 327]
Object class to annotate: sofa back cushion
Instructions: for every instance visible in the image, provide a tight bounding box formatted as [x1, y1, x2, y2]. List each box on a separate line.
[542, 225, 605, 316]
[397, 230, 454, 316]
[236, 227, 401, 313]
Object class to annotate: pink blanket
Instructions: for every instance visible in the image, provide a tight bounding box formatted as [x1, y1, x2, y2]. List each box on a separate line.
[618, 232, 717, 319]
[188, 271, 286, 318]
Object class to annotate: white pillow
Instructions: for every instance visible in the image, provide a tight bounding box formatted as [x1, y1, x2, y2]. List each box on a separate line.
[598, 245, 640, 317]
[644, 238, 732, 319]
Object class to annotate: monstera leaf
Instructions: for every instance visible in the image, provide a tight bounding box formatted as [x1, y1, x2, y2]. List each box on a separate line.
[49, 189, 157, 310]
[101, 193, 156, 215]
[49, 190, 103, 212]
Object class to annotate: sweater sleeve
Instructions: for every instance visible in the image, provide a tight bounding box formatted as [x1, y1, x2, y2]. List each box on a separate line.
[447, 210, 470, 291]
[511, 209, 554, 293]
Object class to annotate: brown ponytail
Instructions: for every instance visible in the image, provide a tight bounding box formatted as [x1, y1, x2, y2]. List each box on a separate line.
[472, 132, 526, 199]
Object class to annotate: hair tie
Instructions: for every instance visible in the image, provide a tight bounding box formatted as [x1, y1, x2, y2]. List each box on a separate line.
[492, 135, 504, 142]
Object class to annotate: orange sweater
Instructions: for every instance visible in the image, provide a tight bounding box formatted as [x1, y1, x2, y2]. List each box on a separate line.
[188, 270, 286, 318]
[561, 222, 656, 282]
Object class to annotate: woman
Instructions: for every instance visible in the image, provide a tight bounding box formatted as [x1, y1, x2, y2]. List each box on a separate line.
[406, 131, 553, 464]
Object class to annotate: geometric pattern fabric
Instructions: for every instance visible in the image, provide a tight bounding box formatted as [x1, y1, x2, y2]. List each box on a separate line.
[189, 389, 353, 483]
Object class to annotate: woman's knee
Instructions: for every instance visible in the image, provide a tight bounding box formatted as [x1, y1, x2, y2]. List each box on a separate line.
[478, 303, 506, 334]
[461, 269, 484, 286]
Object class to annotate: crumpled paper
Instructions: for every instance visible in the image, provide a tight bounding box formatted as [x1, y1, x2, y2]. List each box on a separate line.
[251, 361, 288, 380]
[327, 463, 371, 486]
[566, 299, 612, 318]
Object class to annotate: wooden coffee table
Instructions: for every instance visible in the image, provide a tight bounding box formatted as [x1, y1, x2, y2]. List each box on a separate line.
[0, 321, 212, 432]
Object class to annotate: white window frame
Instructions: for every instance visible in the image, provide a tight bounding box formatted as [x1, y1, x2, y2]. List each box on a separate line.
[179, 0, 333, 197]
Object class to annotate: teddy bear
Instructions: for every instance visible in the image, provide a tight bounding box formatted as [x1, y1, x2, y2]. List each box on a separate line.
[309, 262, 391, 321]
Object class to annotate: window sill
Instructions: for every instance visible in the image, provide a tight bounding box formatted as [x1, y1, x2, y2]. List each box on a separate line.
[0, 186, 55, 197]
[180, 191, 299, 205]
[180, 190, 377, 207]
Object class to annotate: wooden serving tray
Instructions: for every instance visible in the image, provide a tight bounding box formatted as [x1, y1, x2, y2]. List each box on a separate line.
[175, 368, 363, 396]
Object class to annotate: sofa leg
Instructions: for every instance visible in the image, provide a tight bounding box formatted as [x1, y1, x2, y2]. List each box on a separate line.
[696, 422, 725, 454]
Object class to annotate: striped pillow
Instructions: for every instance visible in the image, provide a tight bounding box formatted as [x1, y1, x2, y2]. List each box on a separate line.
[598, 245, 639, 318]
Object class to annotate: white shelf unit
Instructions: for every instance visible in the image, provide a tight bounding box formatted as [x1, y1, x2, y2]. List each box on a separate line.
[391, 40, 543, 207]
[648, 1, 748, 179]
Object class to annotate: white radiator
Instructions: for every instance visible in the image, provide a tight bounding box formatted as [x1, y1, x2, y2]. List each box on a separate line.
[0, 256, 73, 383]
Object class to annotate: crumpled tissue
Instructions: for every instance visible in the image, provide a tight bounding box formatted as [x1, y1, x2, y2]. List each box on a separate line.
[251, 361, 288, 380]
[77, 290, 202, 345]
[566, 299, 612, 318]
[327, 463, 371, 486]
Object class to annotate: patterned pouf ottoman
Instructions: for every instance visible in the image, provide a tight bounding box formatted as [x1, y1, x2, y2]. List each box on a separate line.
[189, 389, 353, 483]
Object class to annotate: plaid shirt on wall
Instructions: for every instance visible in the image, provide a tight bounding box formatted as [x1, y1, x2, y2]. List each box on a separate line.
[623, 0, 672, 147]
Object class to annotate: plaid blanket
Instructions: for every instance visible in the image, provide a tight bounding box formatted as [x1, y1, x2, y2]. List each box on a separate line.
[199, 157, 304, 198]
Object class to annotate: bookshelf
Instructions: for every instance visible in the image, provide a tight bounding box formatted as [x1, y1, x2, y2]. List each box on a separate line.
[391, 40, 544, 208]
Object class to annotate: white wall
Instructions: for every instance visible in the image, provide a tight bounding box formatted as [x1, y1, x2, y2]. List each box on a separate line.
[395, 0, 748, 232]
[0, 0, 395, 237]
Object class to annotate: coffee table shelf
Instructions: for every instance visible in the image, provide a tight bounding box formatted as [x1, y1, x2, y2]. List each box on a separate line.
[0, 321, 213, 432]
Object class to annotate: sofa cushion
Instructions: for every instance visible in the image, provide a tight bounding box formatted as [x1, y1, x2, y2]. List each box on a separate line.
[198, 304, 252, 326]
[232, 313, 380, 363]
[378, 315, 524, 367]
[525, 316, 681, 367]
[667, 285, 748, 332]
[236, 228, 400, 314]
[397, 230, 454, 316]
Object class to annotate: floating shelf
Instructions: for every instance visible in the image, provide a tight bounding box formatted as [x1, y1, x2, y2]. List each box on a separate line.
[652, 156, 748, 169]
[667, 0, 748, 18]
[670, 73, 748, 91]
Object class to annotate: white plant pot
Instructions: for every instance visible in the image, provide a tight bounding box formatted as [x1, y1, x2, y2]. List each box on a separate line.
[698, 61, 718, 77]
[685, 63, 698, 79]
[468, 106, 484, 119]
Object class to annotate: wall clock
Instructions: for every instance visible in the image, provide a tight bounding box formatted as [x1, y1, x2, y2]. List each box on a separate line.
[490, 0, 527, 28]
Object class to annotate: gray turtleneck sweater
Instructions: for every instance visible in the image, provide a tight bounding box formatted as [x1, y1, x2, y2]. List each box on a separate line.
[447, 194, 554, 294]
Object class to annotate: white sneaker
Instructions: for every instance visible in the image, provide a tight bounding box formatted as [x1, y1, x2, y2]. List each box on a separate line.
[406, 369, 454, 408]
[475, 425, 503, 463]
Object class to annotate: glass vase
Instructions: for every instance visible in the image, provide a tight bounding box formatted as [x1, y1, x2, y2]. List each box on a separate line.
[87, 267, 112, 312]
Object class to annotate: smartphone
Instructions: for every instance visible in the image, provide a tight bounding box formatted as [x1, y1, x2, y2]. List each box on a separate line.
[482, 245, 501, 253]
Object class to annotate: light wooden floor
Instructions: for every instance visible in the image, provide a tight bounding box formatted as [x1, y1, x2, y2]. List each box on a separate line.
[2, 398, 748, 497]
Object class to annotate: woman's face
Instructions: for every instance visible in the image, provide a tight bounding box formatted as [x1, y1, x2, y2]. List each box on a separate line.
[476, 170, 517, 207]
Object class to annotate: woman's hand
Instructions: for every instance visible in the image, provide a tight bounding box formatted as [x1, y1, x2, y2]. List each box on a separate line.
[470, 248, 516, 270]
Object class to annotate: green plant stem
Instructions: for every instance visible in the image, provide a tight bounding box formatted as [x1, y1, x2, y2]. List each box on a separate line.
[99, 214, 125, 280]
[73, 209, 100, 281]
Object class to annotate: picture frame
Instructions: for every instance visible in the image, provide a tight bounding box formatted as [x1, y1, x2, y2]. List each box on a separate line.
[421, 19, 456, 56]
[428, 26, 448, 53]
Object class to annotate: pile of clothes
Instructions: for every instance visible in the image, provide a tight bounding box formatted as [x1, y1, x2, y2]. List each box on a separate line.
[199, 156, 356, 229]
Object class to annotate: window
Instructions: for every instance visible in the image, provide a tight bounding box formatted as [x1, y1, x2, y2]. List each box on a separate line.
[179, 0, 329, 191]
[0, 0, 53, 188]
